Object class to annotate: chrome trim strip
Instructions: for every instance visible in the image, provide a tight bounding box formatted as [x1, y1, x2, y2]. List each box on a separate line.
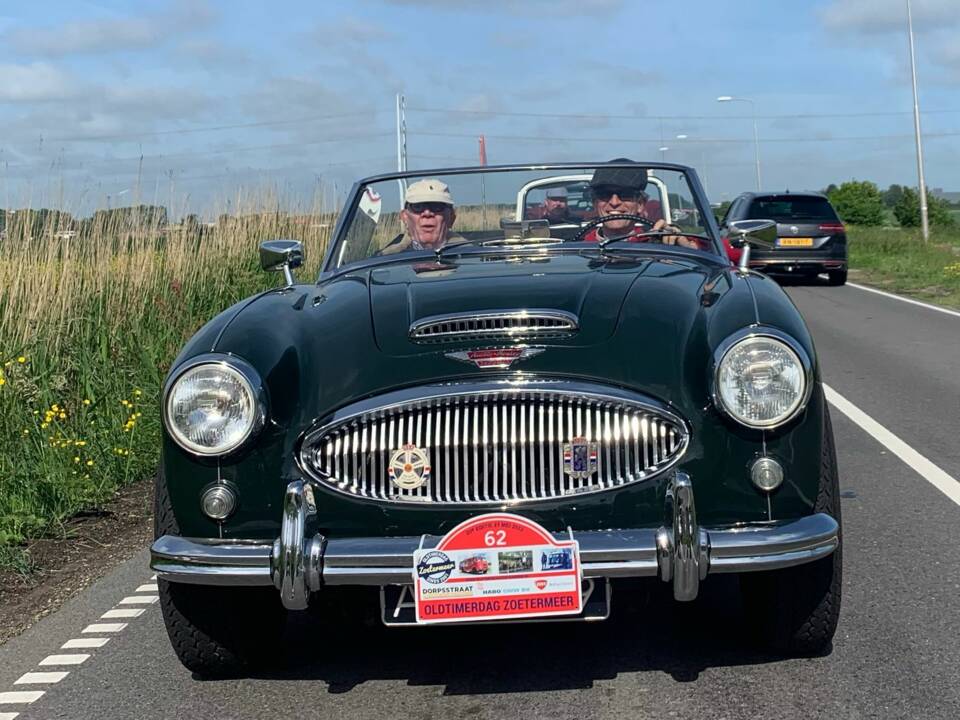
[298, 379, 691, 506]
[409, 309, 579, 342]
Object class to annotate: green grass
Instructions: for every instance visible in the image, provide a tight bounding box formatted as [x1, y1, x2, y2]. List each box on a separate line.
[847, 225, 960, 308]
[0, 203, 332, 569]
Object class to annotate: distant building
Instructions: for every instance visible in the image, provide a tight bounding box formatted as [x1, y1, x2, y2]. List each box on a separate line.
[930, 188, 960, 204]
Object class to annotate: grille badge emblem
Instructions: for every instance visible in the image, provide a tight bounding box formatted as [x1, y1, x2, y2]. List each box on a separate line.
[388, 443, 431, 489]
[445, 347, 545, 369]
[563, 436, 599, 479]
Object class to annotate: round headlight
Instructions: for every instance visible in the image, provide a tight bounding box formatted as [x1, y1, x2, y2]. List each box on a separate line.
[715, 334, 809, 429]
[164, 361, 263, 456]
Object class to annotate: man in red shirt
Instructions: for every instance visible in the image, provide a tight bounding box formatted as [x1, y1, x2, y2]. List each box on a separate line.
[581, 159, 698, 248]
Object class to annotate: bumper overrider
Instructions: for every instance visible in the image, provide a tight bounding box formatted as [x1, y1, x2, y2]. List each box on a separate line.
[150, 472, 839, 611]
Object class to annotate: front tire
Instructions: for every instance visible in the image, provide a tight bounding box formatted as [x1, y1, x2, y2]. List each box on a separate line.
[740, 404, 843, 655]
[155, 469, 287, 678]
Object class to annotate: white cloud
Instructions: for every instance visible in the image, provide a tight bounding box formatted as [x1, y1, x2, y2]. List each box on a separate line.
[4, 1, 217, 56]
[0, 62, 77, 102]
[819, 0, 959, 34]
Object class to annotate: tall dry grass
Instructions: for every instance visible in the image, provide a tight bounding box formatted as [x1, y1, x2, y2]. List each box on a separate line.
[0, 191, 334, 566]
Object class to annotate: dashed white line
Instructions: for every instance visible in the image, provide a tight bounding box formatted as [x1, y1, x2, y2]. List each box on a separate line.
[118, 595, 158, 605]
[847, 282, 960, 319]
[82, 623, 127, 634]
[62, 638, 110, 649]
[101, 608, 145, 619]
[825, 383, 960, 507]
[14, 672, 68, 685]
[135, 584, 159, 593]
[0, 691, 44, 704]
[38, 654, 90, 667]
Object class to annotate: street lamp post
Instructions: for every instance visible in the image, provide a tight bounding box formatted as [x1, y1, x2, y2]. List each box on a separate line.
[675, 134, 710, 198]
[718, 95, 762, 191]
[906, 0, 930, 242]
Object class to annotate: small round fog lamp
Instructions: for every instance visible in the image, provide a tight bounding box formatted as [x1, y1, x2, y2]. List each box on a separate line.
[750, 457, 784, 492]
[201, 485, 237, 521]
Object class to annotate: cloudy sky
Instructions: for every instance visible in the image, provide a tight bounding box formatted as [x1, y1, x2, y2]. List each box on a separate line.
[1, 0, 959, 215]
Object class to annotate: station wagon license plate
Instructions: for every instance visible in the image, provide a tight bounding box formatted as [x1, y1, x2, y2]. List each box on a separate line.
[777, 237, 814, 247]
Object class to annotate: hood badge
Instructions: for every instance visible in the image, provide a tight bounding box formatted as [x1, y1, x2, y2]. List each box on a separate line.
[445, 347, 545, 369]
[388, 443, 431, 490]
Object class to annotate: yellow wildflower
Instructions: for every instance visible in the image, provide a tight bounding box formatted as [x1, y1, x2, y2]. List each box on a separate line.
[41, 422, 49, 429]
[74, 456, 80, 463]
[17, 356, 25, 363]
[58, 412, 66, 419]
[0, 378, 5, 386]
[133, 389, 142, 397]
[22, 429, 29, 435]
[83, 399, 91, 405]
[75, 440, 86, 446]
[86, 460, 94, 466]
[52, 404, 60, 412]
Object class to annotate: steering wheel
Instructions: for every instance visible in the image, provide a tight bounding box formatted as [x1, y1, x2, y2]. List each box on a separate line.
[574, 213, 656, 243]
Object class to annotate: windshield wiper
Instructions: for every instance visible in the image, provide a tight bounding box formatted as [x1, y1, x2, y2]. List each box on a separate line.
[435, 236, 562, 260]
[596, 230, 714, 250]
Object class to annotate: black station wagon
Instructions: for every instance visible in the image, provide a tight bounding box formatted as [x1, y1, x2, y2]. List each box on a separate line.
[152, 161, 842, 677]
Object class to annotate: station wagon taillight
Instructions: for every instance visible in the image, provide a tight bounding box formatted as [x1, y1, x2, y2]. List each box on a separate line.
[818, 222, 845, 234]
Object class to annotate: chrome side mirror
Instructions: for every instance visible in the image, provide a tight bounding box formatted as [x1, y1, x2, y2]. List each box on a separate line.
[727, 219, 776, 272]
[259, 239, 303, 286]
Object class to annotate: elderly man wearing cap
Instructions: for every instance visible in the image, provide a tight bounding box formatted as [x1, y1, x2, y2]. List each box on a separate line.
[381, 178, 461, 254]
[582, 159, 697, 248]
[541, 186, 577, 225]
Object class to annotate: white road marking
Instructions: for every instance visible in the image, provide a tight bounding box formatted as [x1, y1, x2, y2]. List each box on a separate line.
[14, 672, 68, 685]
[135, 584, 159, 592]
[150, 574, 157, 580]
[0, 691, 44, 703]
[62, 638, 109, 649]
[848, 282, 960, 319]
[825, 383, 960, 507]
[38, 654, 90, 667]
[82, 623, 126, 633]
[118, 595, 158, 605]
[0, 712, 20, 720]
[101, 608, 145, 619]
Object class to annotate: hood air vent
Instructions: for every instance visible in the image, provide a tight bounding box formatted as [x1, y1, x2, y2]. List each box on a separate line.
[409, 310, 578, 344]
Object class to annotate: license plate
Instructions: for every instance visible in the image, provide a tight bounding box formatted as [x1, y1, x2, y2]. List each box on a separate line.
[380, 577, 611, 626]
[777, 237, 814, 247]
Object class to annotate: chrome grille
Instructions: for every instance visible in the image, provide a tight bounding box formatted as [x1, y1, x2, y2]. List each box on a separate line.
[409, 310, 578, 343]
[301, 383, 688, 505]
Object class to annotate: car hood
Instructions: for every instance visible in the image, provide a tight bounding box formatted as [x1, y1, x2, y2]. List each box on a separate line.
[369, 253, 645, 355]
[207, 251, 763, 429]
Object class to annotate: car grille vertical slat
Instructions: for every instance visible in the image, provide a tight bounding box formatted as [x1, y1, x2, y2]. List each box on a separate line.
[304, 388, 688, 505]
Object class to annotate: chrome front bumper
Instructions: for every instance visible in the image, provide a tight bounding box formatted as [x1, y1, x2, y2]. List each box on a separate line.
[150, 473, 839, 611]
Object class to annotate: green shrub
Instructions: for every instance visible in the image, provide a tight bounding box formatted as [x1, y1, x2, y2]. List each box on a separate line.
[827, 181, 885, 226]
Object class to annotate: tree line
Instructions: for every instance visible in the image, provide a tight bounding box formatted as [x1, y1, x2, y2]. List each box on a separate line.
[821, 181, 955, 227]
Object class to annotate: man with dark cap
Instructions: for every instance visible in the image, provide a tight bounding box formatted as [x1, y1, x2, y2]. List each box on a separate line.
[581, 158, 697, 247]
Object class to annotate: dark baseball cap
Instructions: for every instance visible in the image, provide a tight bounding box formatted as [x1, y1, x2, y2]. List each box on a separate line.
[589, 158, 648, 192]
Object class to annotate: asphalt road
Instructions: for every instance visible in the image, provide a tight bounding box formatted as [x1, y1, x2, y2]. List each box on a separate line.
[3, 279, 960, 720]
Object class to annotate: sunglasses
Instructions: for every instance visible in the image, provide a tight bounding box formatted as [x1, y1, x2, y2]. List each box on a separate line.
[592, 186, 645, 202]
[406, 202, 450, 215]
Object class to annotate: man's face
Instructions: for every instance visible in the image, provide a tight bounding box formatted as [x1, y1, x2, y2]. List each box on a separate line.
[592, 186, 645, 233]
[401, 202, 456, 249]
[543, 195, 569, 221]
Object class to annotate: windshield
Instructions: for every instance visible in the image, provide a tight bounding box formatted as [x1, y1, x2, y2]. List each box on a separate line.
[328, 164, 717, 270]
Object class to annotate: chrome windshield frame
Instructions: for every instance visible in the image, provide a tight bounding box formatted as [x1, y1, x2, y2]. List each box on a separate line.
[319, 162, 723, 278]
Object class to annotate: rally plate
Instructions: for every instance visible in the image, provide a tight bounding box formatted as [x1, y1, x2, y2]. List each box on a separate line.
[380, 578, 611, 627]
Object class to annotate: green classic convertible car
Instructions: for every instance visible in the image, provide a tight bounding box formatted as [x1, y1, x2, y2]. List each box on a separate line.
[152, 161, 841, 676]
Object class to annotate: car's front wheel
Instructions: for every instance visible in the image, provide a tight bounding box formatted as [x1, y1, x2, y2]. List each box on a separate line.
[740, 405, 842, 655]
[155, 470, 287, 678]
